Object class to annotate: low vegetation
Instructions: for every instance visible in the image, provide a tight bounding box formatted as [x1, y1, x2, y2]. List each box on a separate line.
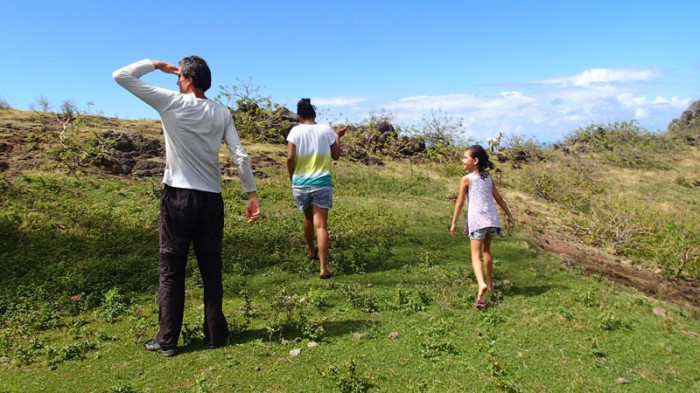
[501, 120, 699, 280]
[0, 95, 698, 392]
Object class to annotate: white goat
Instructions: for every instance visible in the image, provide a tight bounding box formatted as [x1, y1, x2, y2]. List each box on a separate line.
[487, 132, 504, 152]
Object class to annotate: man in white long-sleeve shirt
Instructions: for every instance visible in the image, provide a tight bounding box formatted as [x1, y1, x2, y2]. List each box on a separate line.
[113, 56, 260, 356]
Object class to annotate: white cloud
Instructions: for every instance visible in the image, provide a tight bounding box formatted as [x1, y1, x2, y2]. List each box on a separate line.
[311, 96, 368, 107]
[324, 68, 692, 142]
[542, 68, 660, 87]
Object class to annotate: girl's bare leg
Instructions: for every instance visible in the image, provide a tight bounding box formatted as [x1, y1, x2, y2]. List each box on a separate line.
[470, 239, 488, 303]
[482, 236, 494, 291]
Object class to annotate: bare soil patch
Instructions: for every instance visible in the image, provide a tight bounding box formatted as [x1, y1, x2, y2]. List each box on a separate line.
[518, 212, 700, 312]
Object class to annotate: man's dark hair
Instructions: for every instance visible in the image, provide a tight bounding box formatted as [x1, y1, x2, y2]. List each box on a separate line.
[179, 56, 212, 92]
[297, 98, 317, 120]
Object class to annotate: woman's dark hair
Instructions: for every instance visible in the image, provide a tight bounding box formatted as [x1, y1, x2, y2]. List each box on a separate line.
[179, 55, 212, 91]
[297, 98, 317, 120]
[467, 144, 494, 179]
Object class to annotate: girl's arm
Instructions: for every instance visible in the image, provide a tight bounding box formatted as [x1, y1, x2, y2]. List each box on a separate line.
[492, 180, 514, 227]
[450, 176, 470, 236]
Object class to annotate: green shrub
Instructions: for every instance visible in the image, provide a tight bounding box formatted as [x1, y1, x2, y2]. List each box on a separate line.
[562, 121, 679, 169]
[323, 359, 376, 393]
[261, 286, 324, 341]
[216, 79, 292, 144]
[339, 283, 379, 313]
[501, 134, 547, 163]
[96, 287, 129, 324]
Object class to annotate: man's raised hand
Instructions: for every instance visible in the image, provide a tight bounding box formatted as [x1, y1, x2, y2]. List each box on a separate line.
[152, 60, 180, 75]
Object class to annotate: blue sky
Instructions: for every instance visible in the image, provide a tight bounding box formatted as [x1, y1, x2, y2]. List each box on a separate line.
[1, 0, 698, 143]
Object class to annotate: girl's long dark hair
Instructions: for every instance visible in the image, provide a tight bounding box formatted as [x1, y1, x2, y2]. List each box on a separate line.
[467, 144, 494, 179]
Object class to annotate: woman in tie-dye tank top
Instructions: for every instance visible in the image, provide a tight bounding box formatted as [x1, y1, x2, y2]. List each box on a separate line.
[287, 98, 348, 279]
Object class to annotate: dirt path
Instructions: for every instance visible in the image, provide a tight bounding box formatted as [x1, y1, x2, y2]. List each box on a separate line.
[503, 189, 699, 314]
[522, 224, 700, 313]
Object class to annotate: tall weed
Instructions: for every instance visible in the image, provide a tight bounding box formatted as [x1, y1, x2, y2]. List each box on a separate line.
[517, 160, 606, 213]
[566, 196, 698, 279]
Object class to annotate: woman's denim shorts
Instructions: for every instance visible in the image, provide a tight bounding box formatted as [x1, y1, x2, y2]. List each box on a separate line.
[292, 186, 333, 211]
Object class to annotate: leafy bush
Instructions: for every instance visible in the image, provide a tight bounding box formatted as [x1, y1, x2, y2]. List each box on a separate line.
[500, 134, 547, 164]
[216, 79, 293, 144]
[339, 283, 379, 313]
[339, 111, 429, 161]
[322, 359, 376, 393]
[413, 109, 469, 164]
[260, 286, 324, 341]
[395, 286, 432, 313]
[0, 286, 64, 333]
[561, 121, 679, 169]
[666, 117, 700, 146]
[96, 287, 129, 324]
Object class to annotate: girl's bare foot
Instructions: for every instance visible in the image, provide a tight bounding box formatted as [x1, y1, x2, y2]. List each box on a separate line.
[477, 284, 488, 303]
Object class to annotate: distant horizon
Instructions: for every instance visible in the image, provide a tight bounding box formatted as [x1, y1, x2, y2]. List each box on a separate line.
[1, 0, 698, 144]
[4, 96, 692, 147]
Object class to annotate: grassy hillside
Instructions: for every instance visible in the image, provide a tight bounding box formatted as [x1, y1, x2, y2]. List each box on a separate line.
[0, 108, 698, 392]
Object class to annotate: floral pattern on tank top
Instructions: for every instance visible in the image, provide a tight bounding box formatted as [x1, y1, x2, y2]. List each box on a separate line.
[462, 172, 504, 237]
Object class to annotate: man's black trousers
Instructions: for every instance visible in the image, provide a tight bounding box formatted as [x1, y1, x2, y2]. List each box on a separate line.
[155, 184, 229, 348]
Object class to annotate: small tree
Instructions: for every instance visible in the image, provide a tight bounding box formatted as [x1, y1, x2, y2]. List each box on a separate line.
[36, 96, 51, 112]
[215, 77, 262, 110]
[61, 99, 77, 121]
[417, 108, 467, 163]
[215, 78, 293, 143]
[420, 108, 463, 148]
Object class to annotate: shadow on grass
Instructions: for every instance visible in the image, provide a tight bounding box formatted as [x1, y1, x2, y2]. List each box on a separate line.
[504, 284, 555, 297]
[227, 319, 374, 345]
[0, 214, 160, 298]
[0, 178, 306, 306]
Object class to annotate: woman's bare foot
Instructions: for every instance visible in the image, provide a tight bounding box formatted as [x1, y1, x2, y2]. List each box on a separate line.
[307, 246, 319, 260]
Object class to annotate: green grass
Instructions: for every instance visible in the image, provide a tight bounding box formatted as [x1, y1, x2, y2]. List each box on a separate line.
[1, 147, 699, 392]
[504, 144, 700, 280]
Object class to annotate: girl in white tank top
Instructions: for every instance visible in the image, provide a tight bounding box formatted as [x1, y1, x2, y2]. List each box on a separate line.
[450, 145, 514, 308]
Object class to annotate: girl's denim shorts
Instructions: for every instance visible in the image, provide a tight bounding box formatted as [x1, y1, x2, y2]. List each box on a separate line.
[469, 227, 500, 240]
